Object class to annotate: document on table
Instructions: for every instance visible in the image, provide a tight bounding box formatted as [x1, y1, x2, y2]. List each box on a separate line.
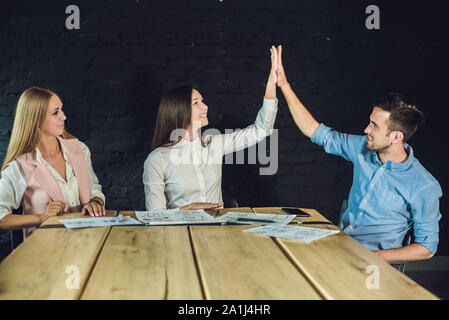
[219, 211, 296, 225]
[60, 214, 143, 229]
[135, 209, 225, 225]
[243, 224, 340, 242]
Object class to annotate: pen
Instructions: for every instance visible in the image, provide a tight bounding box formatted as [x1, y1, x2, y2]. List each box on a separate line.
[237, 218, 275, 224]
[295, 221, 333, 225]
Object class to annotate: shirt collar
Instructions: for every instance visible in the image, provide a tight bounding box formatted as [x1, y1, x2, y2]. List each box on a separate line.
[373, 143, 414, 172]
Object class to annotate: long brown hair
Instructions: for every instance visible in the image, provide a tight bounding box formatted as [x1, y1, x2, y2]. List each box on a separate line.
[1, 87, 75, 175]
[151, 85, 193, 151]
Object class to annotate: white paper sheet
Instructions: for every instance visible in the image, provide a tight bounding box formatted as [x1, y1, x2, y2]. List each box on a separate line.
[60, 214, 143, 229]
[135, 209, 225, 225]
[243, 224, 340, 242]
[219, 211, 296, 225]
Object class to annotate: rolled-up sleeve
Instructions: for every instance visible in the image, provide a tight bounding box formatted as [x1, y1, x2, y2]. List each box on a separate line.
[219, 98, 278, 155]
[410, 182, 442, 254]
[0, 161, 27, 221]
[311, 123, 365, 163]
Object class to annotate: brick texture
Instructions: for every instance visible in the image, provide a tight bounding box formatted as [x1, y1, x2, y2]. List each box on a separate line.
[0, 0, 448, 256]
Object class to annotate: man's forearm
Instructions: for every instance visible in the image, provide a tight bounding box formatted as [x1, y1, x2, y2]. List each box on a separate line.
[280, 83, 319, 138]
[374, 243, 434, 264]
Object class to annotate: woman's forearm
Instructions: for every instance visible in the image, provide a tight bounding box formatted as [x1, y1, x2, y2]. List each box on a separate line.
[0, 213, 44, 230]
[264, 45, 278, 100]
[264, 80, 276, 100]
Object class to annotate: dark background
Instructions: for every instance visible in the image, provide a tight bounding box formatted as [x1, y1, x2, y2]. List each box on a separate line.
[0, 0, 448, 257]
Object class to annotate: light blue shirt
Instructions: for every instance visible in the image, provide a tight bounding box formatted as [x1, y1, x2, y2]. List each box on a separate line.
[311, 124, 442, 254]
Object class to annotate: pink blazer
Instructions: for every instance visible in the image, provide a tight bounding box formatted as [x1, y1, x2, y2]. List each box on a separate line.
[16, 138, 91, 238]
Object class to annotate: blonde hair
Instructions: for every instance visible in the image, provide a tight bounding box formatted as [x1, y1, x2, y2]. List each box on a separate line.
[1, 87, 75, 175]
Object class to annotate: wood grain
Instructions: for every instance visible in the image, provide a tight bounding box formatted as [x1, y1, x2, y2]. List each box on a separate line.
[0, 227, 110, 299]
[253, 207, 439, 299]
[276, 231, 439, 299]
[190, 224, 322, 300]
[81, 225, 203, 300]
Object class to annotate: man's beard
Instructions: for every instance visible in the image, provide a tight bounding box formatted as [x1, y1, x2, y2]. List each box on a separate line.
[366, 138, 391, 152]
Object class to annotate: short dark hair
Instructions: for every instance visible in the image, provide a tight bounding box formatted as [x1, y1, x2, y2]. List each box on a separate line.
[374, 93, 425, 142]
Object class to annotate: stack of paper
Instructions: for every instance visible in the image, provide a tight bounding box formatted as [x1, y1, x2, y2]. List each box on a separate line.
[243, 224, 340, 243]
[60, 214, 142, 229]
[135, 209, 225, 225]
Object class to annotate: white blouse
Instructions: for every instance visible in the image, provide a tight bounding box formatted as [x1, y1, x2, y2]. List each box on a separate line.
[0, 140, 105, 221]
[143, 97, 278, 211]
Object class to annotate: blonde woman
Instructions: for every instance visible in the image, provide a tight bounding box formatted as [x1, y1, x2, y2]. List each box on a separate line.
[0, 87, 106, 238]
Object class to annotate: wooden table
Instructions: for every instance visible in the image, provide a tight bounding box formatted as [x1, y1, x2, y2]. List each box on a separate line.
[0, 210, 118, 299]
[0, 208, 439, 300]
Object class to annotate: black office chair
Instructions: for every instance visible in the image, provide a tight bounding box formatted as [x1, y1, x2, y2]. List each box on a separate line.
[0, 208, 24, 263]
[337, 199, 348, 226]
[10, 229, 23, 250]
[10, 207, 24, 250]
[0, 230, 12, 262]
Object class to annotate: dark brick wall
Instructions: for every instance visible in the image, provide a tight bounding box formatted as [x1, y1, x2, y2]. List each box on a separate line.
[0, 0, 448, 257]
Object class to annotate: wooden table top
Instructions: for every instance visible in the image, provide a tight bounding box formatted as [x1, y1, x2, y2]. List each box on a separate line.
[0, 207, 439, 300]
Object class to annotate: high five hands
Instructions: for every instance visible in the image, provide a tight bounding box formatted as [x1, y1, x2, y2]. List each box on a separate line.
[269, 45, 289, 89]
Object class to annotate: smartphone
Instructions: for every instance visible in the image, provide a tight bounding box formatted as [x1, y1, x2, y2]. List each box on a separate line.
[281, 208, 310, 217]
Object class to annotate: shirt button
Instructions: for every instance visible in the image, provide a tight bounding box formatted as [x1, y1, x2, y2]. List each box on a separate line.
[363, 199, 367, 203]
[370, 184, 374, 188]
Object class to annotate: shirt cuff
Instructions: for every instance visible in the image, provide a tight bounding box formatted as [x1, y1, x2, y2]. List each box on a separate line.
[262, 97, 278, 111]
[311, 123, 331, 146]
[415, 241, 438, 255]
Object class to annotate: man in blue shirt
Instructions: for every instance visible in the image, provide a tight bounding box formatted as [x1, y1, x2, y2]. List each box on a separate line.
[274, 46, 442, 264]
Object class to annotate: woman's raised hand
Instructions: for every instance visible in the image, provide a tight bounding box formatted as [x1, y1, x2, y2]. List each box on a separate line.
[265, 45, 279, 99]
[268, 45, 279, 84]
[275, 45, 289, 89]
